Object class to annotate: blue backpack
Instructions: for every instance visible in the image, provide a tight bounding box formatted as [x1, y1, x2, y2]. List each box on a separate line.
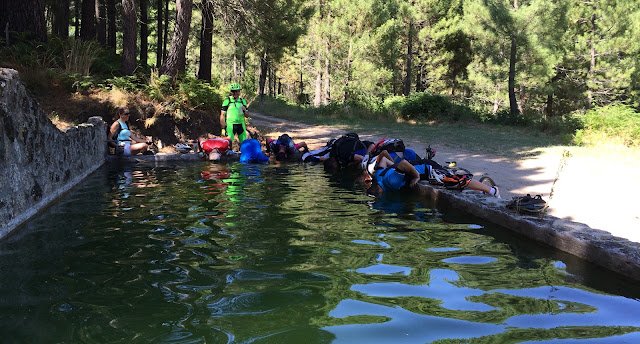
[240, 139, 269, 163]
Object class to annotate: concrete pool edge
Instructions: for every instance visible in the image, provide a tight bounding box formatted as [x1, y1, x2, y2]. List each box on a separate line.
[414, 182, 640, 281]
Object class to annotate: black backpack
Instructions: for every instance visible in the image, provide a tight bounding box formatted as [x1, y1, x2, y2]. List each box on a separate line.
[330, 133, 366, 168]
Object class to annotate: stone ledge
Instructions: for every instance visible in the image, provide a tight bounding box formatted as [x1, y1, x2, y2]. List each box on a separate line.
[414, 181, 640, 281]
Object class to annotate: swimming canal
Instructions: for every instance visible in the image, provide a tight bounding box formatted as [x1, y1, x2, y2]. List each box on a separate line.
[1, 162, 639, 343]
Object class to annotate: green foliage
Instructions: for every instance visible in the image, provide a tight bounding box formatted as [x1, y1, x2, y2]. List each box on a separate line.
[176, 76, 222, 111]
[106, 75, 146, 93]
[576, 105, 640, 147]
[62, 39, 102, 76]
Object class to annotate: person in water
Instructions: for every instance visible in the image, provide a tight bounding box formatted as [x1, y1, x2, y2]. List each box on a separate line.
[200, 137, 232, 161]
[109, 106, 152, 156]
[266, 134, 309, 162]
[361, 150, 500, 197]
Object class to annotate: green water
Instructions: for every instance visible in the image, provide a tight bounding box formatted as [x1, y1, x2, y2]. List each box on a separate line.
[1, 162, 640, 344]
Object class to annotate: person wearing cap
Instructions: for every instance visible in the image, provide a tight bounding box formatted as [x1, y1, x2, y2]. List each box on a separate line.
[220, 83, 250, 150]
[109, 106, 152, 156]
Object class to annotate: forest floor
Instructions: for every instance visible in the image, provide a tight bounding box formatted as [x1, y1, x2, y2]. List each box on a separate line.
[250, 111, 640, 244]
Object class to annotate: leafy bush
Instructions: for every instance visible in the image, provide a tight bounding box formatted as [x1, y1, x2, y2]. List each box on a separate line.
[399, 92, 454, 121]
[575, 104, 640, 147]
[106, 75, 145, 92]
[176, 76, 221, 111]
[146, 71, 173, 102]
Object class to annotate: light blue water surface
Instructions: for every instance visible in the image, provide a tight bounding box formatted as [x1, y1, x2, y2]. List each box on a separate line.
[1, 162, 639, 344]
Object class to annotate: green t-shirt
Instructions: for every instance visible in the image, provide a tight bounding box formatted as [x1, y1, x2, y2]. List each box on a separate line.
[222, 96, 247, 123]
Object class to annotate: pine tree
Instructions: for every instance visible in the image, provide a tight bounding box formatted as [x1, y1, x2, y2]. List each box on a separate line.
[161, 0, 192, 76]
[1, 0, 47, 42]
[121, 0, 137, 75]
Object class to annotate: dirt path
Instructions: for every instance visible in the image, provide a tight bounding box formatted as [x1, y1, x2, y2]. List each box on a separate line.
[250, 112, 640, 244]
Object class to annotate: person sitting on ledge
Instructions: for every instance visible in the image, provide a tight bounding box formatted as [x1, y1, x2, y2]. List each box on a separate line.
[109, 106, 153, 156]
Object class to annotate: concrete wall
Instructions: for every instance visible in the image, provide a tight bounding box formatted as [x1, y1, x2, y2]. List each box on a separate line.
[0, 68, 107, 239]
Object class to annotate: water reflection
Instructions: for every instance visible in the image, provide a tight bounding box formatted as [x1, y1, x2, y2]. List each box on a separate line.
[0, 162, 639, 343]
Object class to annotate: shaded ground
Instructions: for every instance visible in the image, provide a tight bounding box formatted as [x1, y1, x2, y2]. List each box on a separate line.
[250, 112, 640, 244]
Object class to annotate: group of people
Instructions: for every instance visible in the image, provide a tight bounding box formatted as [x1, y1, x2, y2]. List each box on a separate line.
[109, 83, 500, 198]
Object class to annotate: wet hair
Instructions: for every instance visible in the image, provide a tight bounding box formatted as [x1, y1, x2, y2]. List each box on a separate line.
[323, 156, 338, 174]
[366, 184, 383, 196]
[276, 151, 287, 162]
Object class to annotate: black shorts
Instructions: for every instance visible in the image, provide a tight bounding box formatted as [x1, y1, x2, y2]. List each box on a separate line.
[232, 123, 244, 135]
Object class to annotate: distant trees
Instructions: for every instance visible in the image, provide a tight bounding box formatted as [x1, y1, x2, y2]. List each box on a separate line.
[3, 0, 638, 117]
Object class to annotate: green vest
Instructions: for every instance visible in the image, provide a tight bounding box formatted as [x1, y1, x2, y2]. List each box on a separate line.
[222, 96, 247, 123]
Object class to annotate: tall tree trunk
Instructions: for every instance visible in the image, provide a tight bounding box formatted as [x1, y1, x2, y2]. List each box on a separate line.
[51, 0, 70, 37]
[508, 34, 518, 116]
[545, 70, 561, 116]
[1, 0, 47, 42]
[198, 0, 213, 81]
[415, 63, 422, 92]
[161, 0, 192, 76]
[233, 40, 238, 80]
[267, 65, 273, 96]
[80, 0, 96, 40]
[342, 39, 352, 102]
[258, 49, 268, 101]
[140, 0, 148, 68]
[96, 0, 107, 45]
[75, 0, 81, 37]
[163, 0, 169, 63]
[299, 57, 304, 100]
[587, 9, 596, 109]
[322, 41, 330, 105]
[121, 0, 137, 75]
[314, 69, 322, 107]
[404, 19, 413, 96]
[156, 0, 163, 67]
[106, 0, 116, 52]
[240, 53, 246, 82]
[508, 0, 519, 116]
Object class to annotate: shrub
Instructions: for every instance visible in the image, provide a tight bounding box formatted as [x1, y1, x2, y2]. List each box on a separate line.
[400, 92, 453, 121]
[176, 76, 222, 111]
[577, 104, 640, 147]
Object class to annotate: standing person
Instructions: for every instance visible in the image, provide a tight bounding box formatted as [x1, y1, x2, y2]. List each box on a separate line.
[220, 83, 250, 150]
[109, 106, 152, 156]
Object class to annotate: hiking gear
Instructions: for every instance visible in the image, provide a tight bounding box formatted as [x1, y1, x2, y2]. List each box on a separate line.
[330, 133, 367, 168]
[229, 83, 242, 91]
[426, 145, 436, 160]
[222, 96, 248, 123]
[506, 194, 547, 213]
[429, 168, 472, 190]
[487, 186, 501, 198]
[360, 155, 370, 171]
[239, 139, 269, 164]
[373, 138, 405, 155]
[176, 143, 192, 153]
